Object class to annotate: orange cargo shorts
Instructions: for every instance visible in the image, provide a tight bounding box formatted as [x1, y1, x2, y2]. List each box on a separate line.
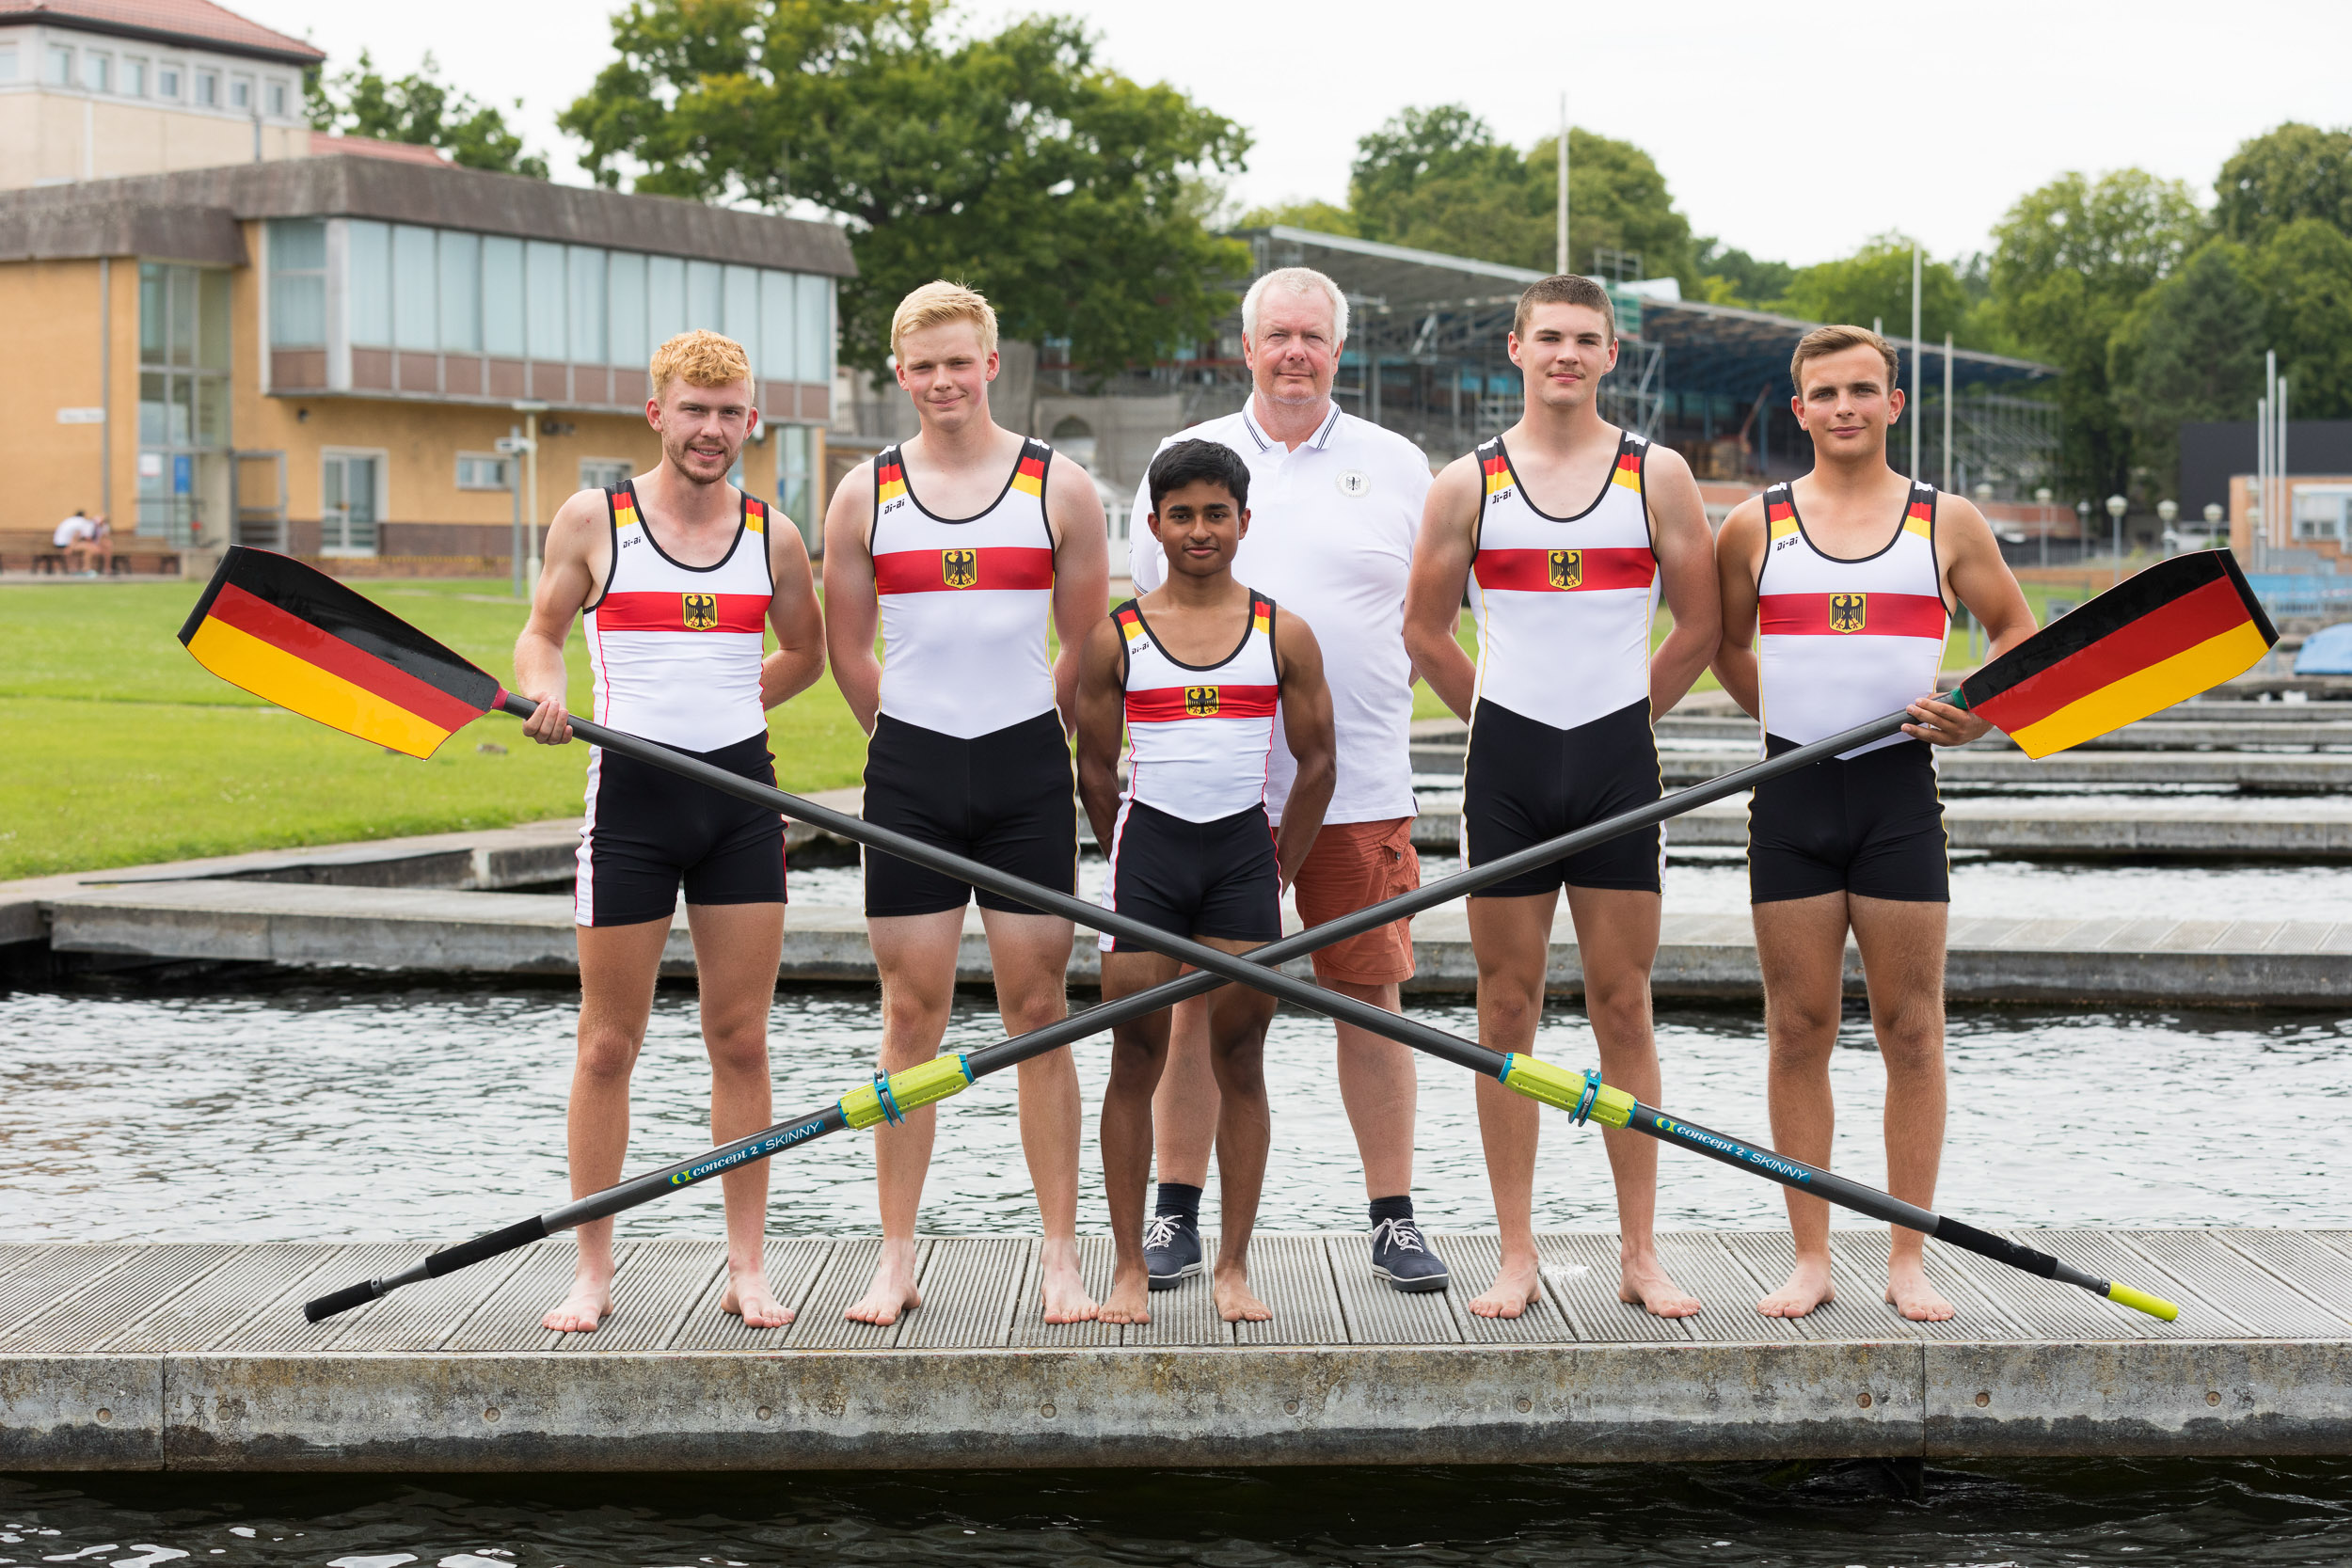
[1290, 816, 1420, 986]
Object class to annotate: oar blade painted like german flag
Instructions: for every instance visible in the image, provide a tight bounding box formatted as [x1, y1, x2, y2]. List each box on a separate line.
[1960, 551, 2277, 759]
[178, 547, 503, 758]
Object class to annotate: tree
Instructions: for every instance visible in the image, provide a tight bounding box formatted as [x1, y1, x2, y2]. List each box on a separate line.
[1989, 168, 2205, 498]
[1772, 232, 1975, 343]
[1692, 240, 1793, 308]
[1238, 198, 1358, 237]
[559, 1, 1249, 377]
[2250, 216, 2352, 420]
[307, 50, 548, 179]
[2215, 122, 2352, 248]
[1525, 131, 1694, 286]
[2109, 240, 2265, 496]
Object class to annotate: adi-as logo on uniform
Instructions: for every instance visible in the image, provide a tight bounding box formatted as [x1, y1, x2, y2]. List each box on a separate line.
[681, 593, 719, 630]
[1547, 549, 1582, 590]
[941, 548, 978, 588]
[1829, 593, 1867, 633]
[1184, 686, 1220, 717]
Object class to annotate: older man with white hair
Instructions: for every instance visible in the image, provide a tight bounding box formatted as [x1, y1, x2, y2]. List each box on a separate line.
[1126, 266, 1448, 1294]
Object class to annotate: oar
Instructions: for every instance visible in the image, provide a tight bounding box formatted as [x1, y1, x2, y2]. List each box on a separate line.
[178, 548, 2269, 1323]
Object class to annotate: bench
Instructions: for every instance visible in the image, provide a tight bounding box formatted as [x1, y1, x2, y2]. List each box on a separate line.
[0, 530, 181, 576]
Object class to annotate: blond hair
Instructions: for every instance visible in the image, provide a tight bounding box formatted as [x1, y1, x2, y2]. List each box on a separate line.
[649, 329, 752, 398]
[1790, 324, 1899, 394]
[1514, 275, 1615, 341]
[1242, 266, 1348, 344]
[890, 280, 998, 361]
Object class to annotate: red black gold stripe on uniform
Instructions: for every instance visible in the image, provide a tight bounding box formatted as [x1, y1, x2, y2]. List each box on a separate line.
[1961, 551, 2277, 759]
[1126, 684, 1279, 722]
[1759, 592, 1947, 639]
[874, 546, 1055, 594]
[1475, 546, 1657, 593]
[594, 592, 771, 633]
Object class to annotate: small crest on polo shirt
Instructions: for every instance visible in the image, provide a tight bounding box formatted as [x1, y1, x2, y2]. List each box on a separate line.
[1335, 469, 1371, 498]
[942, 548, 978, 588]
[1829, 593, 1867, 633]
[1547, 549, 1582, 590]
[681, 593, 719, 630]
[1184, 686, 1220, 716]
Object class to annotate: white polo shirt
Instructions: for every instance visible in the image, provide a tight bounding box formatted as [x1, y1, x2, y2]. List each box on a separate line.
[1132, 401, 1430, 826]
[53, 515, 94, 547]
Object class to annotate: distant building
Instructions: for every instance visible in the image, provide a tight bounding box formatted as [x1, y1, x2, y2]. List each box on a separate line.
[0, 4, 853, 575]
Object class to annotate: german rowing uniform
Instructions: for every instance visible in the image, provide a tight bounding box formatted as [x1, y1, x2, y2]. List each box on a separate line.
[1748, 479, 1952, 904]
[862, 438, 1077, 917]
[575, 482, 786, 927]
[1098, 592, 1283, 953]
[1461, 431, 1663, 895]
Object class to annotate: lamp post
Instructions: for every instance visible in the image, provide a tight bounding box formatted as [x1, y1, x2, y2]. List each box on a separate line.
[2075, 499, 2091, 572]
[2106, 494, 2129, 585]
[496, 429, 535, 600]
[2204, 501, 2225, 555]
[2156, 499, 2179, 557]
[2036, 485, 2053, 568]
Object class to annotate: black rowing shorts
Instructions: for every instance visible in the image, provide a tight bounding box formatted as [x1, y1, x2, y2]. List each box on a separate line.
[862, 709, 1078, 918]
[575, 731, 787, 927]
[1100, 799, 1281, 954]
[1748, 735, 1948, 905]
[1463, 697, 1662, 897]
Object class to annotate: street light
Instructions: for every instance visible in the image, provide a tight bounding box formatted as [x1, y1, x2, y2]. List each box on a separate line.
[2075, 499, 2091, 572]
[496, 430, 536, 600]
[2106, 494, 2129, 585]
[2036, 485, 2053, 568]
[2157, 498, 2179, 557]
[2204, 501, 2225, 555]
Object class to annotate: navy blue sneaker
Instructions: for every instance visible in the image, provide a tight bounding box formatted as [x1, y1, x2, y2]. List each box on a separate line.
[1144, 1211, 1203, 1291]
[1369, 1216, 1451, 1292]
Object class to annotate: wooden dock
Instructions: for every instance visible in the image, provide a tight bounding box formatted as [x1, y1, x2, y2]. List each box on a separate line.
[4, 1230, 2348, 1470]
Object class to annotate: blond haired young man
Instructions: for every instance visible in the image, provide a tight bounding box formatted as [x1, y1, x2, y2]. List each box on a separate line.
[1406, 275, 1719, 1323]
[516, 329, 827, 1335]
[1712, 325, 2034, 1323]
[823, 282, 1111, 1326]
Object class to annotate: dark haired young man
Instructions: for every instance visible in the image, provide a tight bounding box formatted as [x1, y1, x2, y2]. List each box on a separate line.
[1712, 324, 2034, 1323]
[1076, 439, 1337, 1326]
[1405, 275, 1720, 1323]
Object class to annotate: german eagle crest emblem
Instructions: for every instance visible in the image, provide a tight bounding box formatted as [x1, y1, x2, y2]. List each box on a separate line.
[681, 593, 718, 630]
[1547, 549, 1582, 590]
[1184, 686, 1220, 717]
[1828, 593, 1867, 633]
[942, 549, 978, 588]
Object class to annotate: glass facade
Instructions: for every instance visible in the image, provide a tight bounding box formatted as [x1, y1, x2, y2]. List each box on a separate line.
[267, 219, 326, 347]
[137, 263, 232, 546]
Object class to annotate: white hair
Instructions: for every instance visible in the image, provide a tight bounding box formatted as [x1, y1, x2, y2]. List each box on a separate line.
[1241, 266, 1348, 345]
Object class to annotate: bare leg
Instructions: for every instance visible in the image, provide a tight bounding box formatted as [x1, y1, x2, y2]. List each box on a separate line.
[978, 907, 1096, 1323]
[1150, 994, 1217, 1187]
[1851, 895, 1954, 1322]
[846, 909, 963, 1325]
[1466, 891, 1556, 1319]
[1565, 884, 1699, 1318]
[1099, 948, 1184, 1324]
[1200, 939, 1278, 1323]
[545, 917, 670, 1332]
[1332, 978, 1418, 1200]
[686, 901, 790, 1328]
[1754, 892, 1851, 1318]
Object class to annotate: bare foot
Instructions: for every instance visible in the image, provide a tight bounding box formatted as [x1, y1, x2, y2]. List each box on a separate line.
[720, 1263, 794, 1329]
[1038, 1238, 1099, 1324]
[1099, 1263, 1152, 1325]
[543, 1271, 612, 1334]
[1885, 1257, 1955, 1323]
[1468, 1252, 1543, 1319]
[1757, 1255, 1836, 1318]
[1213, 1260, 1271, 1323]
[1619, 1254, 1703, 1319]
[844, 1239, 922, 1326]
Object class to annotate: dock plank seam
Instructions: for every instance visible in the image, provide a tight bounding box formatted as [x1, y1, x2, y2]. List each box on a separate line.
[2110, 1234, 2260, 1338]
[417, 1244, 544, 1353]
[0, 1250, 138, 1344]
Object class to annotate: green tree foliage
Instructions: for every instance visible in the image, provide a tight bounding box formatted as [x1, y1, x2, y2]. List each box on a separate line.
[1692, 240, 1793, 308]
[1341, 106, 1694, 284]
[1238, 198, 1358, 237]
[1773, 232, 1975, 342]
[1990, 169, 2204, 497]
[558, 0, 1249, 377]
[306, 50, 548, 179]
[2249, 216, 2352, 419]
[2215, 122, 2352, 247]
[2110, 240, 2265, 493]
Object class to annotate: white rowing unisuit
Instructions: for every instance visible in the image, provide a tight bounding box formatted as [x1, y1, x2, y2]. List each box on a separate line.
[1131, 404, 1428, 825]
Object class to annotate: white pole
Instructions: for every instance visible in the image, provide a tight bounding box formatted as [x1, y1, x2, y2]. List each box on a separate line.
[2264, 350, 2277, 567]
[1910, 244, 1922, 482]
[2255, 393, 2268, 571]
[1942, 331, 1954, 493]
[1556, 94, 1569, 276]
[2279, 375, 2291, 555]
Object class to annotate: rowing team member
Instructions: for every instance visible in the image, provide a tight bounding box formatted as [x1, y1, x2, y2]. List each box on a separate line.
[516, 269, 2030, 1334]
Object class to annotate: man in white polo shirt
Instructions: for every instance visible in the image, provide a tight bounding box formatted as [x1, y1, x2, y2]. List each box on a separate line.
[1127, 266, 1448, 1293]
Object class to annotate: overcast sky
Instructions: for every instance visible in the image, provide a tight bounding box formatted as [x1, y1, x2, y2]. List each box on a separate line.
[242, 0, 2350, 268]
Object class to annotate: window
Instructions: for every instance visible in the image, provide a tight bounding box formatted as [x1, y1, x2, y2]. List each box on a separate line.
[122, 57, 146, 97]
[438, 230, 481, 353]
[580, 459, 633, 491]
[137, 263, 233, 546]
[686, 260, 722, 333]
[230, 75, 251, 110]
[760, 271, 796, 383]
[456, 454, 513, 490]
[483, 236, 524, 356]
[723, 264, 759, 356]
[157, 63, 182, 99]
[566, 245, 606, 364]
[46, 44, 73, 85]
[346, 220, 392, 346]
[646, 255, 685, 350]
[81, 51, 110, 92]
[391, 224, 436, 352]
[2295, 489, 2351, 542]
[776, 425, 814, 545]
[607, 251, 648, 370]
[320, 451, 382, 556]
[797, 275, 832, 383]
[525, 240, 565, 360]
[267, 80, 288, 118]
[196, 71, 217, 106]
[267, 219, 326, 346]
[0, 44, 16, 83]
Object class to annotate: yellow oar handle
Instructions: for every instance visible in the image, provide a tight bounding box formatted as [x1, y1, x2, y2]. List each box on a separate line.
[1499, 1055, 1636, 1129]
[840, 1053, 976, 1131]
[2106, 1280, 2182, 1322]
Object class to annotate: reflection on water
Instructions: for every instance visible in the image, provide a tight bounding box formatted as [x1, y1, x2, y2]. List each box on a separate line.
[1, 981, 2347, 1245]
[3, 1455, 2350, 1566]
